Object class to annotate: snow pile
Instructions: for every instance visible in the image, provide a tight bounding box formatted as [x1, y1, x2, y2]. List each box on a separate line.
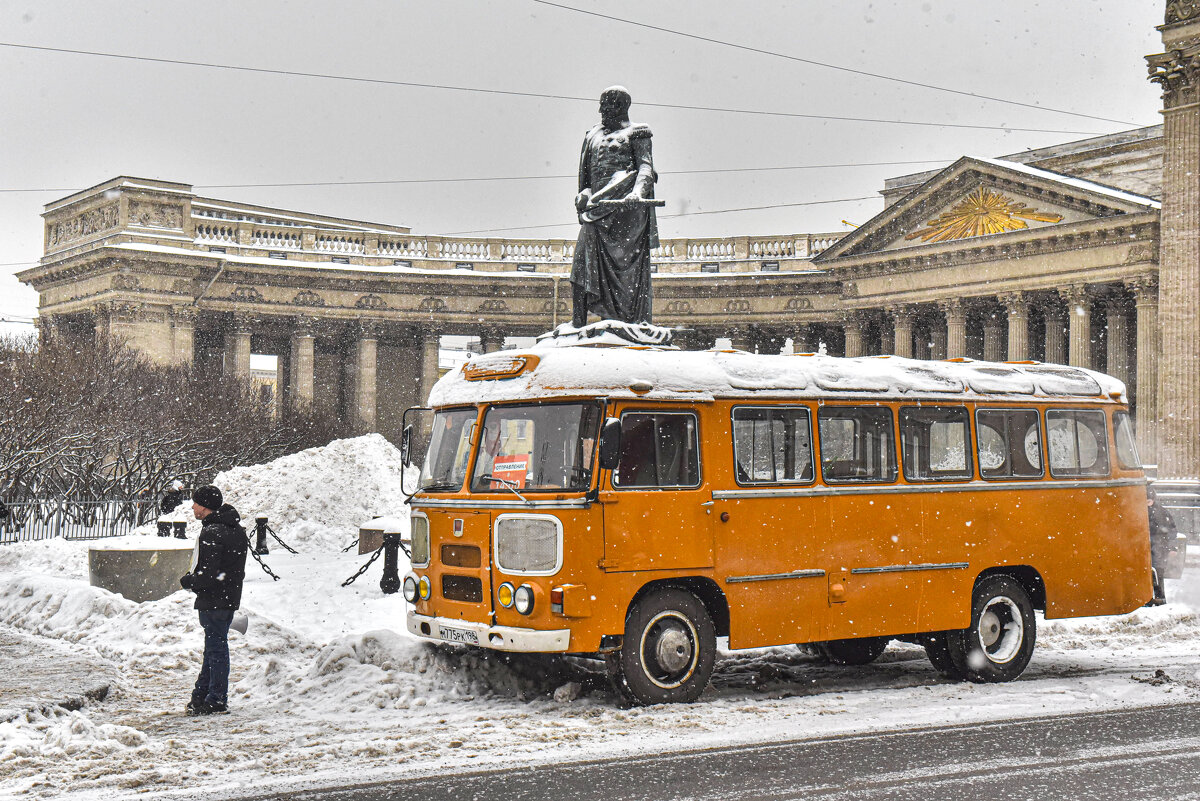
[215, 434, 410, 551]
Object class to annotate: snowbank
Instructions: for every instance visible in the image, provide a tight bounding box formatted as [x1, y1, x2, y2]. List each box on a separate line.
[215, 434, 411, 551]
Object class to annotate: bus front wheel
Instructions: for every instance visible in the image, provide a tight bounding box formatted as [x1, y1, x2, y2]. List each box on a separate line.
[606, 587, 716, 705]
[946, 575, 1036, 683]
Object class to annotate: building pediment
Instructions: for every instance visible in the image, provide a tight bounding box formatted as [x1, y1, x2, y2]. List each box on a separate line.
[815, 157, 1160, 261]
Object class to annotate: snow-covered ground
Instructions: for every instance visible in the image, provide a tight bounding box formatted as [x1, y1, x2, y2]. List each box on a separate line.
[2, 435, 1199, 800]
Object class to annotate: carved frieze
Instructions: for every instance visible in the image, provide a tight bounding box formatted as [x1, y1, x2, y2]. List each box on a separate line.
[293, 289, 325, 306]
[48, 203, 119, 247]
[230, 286, 264, 303]
[417, 297, 445, 312]
[129, 200, 184, 230]
[1167, 1, 1200, 24]
[476, 299, 509, 313]
[663, 300, 692, 314]
[784, 297, 814, 311]
[112, 274, 141, 291]
[1125, 242, 1159, 264]
[540, 299, 569, 314]
[357, 294, 388, 310]
[725, 299, 752, 313]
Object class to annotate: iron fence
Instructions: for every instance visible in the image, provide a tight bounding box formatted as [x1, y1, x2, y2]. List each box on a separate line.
[0, 499, 158, 544]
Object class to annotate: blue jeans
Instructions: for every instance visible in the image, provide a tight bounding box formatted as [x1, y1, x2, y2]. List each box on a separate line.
[193, 609, 234, 706]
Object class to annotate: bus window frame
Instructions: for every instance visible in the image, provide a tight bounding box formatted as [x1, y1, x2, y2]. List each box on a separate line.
[612, 409, 704, 490]
[1112, 410, 1141, 471]
[973, 406, 1046, 482]
[730, 404, 817, 487]
[816, 404, 899, 485]
[1045, 407, 1111, 479]
[898, 405, 975, 483]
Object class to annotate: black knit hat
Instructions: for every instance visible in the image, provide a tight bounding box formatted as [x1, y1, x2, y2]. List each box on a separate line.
[193, 485, 223, 511]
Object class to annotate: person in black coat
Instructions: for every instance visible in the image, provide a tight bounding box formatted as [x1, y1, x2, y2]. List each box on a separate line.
[180, 484, 248, 715]
[1146, 487, 1177, 606]
[0, 498, 8, 521]
[160, 479, 187, 515]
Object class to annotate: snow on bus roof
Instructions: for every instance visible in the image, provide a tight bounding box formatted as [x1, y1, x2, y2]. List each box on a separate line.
[428, 340, 1127, 407]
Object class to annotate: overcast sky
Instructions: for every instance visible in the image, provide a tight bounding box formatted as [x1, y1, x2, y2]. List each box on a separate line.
[0, 0, 1164, 327]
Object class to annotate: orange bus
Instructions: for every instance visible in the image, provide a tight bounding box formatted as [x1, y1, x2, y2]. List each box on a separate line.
[399, 342, 1151, 705]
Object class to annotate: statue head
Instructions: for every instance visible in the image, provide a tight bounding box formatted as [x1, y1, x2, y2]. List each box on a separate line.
[599, 86, 632, 126]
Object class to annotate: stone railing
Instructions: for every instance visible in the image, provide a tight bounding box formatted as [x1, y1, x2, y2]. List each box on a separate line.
[182, 208, 844, 271]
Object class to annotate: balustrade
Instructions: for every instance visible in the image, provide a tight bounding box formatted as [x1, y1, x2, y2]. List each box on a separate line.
[195, 223, 236, 243]
[252, 227, 302, 250]
[315, 234, 365, 254]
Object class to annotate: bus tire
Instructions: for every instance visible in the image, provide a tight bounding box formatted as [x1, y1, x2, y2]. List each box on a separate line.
[816, 636, 890, 666]
[606, 587, 716, 705]
[946, 575, 1036, 683]
[922, 632, 965, 679]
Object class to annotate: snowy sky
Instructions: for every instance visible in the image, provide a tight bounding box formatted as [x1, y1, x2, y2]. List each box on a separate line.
[0, 0, 1165, 326]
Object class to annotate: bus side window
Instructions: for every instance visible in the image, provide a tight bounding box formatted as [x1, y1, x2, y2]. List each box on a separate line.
[900, 406, 972, 481]
[1046, 409, 1110, 478]
[732, 406, 814, 484]
[817, 406, 897, 483]
[976, 409, 1043, 479]
[615, 412, 701, 488]
[1113, 411, 1141, 470]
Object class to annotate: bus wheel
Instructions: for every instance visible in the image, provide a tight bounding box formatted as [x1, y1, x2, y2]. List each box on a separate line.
[606, 588, 716, 705]
[922, 632, 965, 679]
[816, 636, 890, 666]
[946, 575, 1036, 683]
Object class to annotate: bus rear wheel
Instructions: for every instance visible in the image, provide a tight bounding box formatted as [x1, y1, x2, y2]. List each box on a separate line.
[815, 636, 890, 665]
[946, 575, 1036, 683]
[606, 587, 716, 705]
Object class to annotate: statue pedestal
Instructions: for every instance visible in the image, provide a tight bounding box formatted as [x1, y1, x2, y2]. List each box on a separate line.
[88, 537, 193, 603]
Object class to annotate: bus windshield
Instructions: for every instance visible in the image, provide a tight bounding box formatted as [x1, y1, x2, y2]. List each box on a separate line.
[418, 408, 477, 491]
[471, 402, 602, 492]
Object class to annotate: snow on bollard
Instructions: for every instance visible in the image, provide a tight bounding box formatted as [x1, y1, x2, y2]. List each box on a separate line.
[380, 529, 402, 595]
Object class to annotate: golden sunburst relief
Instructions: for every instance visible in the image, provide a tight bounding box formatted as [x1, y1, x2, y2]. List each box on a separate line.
[905, 187, 1064, 243]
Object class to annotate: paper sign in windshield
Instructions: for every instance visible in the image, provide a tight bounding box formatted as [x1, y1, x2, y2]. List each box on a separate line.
[491, 455, 529, 488]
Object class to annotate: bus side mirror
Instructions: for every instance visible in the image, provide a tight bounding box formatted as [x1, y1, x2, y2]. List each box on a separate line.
[400, 425, 414, 467]
[598, 417, 622, 471]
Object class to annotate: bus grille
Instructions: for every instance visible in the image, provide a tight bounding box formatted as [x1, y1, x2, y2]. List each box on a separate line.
[441, 575, 483, 603]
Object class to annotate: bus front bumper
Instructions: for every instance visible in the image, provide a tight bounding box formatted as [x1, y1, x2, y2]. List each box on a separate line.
[407, 611, 571, 652]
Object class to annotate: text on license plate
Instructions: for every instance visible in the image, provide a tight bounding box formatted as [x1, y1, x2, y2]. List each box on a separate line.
[438, 625, 480, 645]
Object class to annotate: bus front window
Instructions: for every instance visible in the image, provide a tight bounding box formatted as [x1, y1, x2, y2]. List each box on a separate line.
[471, 403, 602, 492]
[418, 408, 477, 491]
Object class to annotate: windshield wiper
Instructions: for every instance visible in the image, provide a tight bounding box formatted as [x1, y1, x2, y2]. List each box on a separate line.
[475, 474, 529, 503]
[405, 481, 460, 504]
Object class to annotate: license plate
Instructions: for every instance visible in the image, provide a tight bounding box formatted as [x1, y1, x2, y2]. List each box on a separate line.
[438, 625, 479, 645]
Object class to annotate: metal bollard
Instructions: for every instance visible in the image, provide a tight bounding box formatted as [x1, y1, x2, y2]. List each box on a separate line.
[157, 521, 172, 537]
[254, 517, 269, 555]
[173, 521, 187, 539]
[380, 530, 401, 595]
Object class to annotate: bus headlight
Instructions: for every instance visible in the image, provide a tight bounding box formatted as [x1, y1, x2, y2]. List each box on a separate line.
[514, 584, 535, 615]
[497, 582, 515, 608]
[402, 574, 418, 603]
[418, 575, 431, 600]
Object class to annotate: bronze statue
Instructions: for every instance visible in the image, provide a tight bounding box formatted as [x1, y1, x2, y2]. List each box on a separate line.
[571, 86, 661, 327]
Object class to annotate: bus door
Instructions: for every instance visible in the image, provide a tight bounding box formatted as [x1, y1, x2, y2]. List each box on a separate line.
[600, 410, 713, 572]
[715, 405, 824, 648]
[816, 404, 925, 640]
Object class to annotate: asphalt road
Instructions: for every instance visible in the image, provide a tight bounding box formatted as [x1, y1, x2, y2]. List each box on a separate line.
[248, 702, 1200, 801]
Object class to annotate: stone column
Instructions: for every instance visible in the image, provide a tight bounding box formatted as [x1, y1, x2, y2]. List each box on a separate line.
[223, 314, 252, 380]
[842, 313, 865, 358]
[1042, 302, 1068, 365]
[877, 315, 894, 355]
[1105, 297, 1132, 387]
[930, 328, 947, 360]
[479, 327, 505, 353]
[940, 299, 968, 359]
[728, 327, 754, 352]
[289, 318, 316, 410]
[1060, 286, 1093, 369]
[889, 306, 915, 358]
[792, 325, 817, 354]
[170, 306, 196, 365]
[1129, 277, 1160, 463]
[982, 307, 1006, 362]
[353, 321, 379, 433]
[1149, 22, 1200, 479]
[1002, 292, 1031, 361]
[419, 326, 442, 406]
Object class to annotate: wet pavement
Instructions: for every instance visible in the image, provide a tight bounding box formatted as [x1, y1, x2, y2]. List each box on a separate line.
[0, 625, 119, 721]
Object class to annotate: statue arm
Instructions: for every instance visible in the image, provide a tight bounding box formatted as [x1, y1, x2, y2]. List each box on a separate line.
[628, 135, 655, 200]
[575, 133, 593, 212]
